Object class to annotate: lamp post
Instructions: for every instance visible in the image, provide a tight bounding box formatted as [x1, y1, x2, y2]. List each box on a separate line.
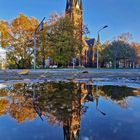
[72, 58, 76, 69]
[0, 32, 2, 47]
[34, 17, 45, 70]
[96, 25, 108, 69]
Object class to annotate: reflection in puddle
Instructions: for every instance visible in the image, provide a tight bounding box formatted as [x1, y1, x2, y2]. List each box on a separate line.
[0, 82, 140, 140]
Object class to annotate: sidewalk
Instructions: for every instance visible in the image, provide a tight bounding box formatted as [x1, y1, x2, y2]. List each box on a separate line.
[0, 69, 140, 80]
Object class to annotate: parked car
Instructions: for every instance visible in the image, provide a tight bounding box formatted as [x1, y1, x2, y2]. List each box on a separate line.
[49, 65, 58, 69]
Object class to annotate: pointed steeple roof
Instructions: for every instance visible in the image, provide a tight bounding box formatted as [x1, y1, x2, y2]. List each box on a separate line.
[66, 0, 83, 12]
[66, 0, 73, 11]
[75, 0, 83, 9]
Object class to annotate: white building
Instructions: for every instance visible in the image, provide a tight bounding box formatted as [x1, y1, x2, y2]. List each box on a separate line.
[0, 47, 7, 69]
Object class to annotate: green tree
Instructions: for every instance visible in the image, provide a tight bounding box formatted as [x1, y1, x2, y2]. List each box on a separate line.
[47, 15, 82, 66]
[102, 40, 137, 68]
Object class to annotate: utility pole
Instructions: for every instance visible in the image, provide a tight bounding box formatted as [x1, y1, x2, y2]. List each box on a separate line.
[0, 32, 2, 47]
[34, 17, 45, 70]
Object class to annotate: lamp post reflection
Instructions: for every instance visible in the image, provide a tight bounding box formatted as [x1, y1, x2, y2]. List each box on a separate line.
[32, 85, 44, 121]
[95, 85, 106, 116]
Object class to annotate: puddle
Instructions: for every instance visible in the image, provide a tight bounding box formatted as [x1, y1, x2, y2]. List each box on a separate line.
[0, 82, 140, 140]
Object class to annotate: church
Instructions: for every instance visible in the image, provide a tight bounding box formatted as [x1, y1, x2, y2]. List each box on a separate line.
[65, 0, 95, 67]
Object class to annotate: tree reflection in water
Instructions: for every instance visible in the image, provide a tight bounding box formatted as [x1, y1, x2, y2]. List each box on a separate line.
[0, 82, 139, 140]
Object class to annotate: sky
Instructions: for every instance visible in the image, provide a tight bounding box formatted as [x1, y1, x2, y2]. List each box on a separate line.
[0, 0, 140, 43]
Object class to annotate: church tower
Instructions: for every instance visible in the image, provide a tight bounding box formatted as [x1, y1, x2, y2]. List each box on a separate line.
[65, 0, 83, 41]
[66, 0, 90, 67]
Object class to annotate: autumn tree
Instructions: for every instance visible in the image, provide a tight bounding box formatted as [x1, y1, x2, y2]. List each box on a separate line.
[6, 14, 39, 68]
[0, 20, 11, 47]
[131, 42, 140, 67]
[0, 99, 9, 116]
[1, 13, 87, 68]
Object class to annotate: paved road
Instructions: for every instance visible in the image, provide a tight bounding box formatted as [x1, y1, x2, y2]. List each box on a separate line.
[0, 69, 140, 88]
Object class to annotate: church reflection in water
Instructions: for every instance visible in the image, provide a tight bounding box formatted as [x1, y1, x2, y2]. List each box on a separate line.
[0, 82, 139, 140]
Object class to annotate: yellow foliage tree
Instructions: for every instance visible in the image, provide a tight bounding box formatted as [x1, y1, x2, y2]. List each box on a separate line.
[0, 20, 11, 47]
[6, 14, 39, 68]
[0, 99, 9, 116]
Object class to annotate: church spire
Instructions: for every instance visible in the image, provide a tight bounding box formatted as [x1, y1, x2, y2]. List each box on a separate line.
[66, 0, 72, 12]
[65, 0, 83, 43]
[75, 0, 83, 9]
[66, 0, 83, 12]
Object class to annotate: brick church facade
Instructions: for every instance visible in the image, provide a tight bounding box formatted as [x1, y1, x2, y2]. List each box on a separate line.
[65, 0, 95, 67]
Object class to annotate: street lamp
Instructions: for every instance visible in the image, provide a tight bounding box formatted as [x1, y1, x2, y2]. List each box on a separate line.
[0, 32, 2, 47]
[34, 17, 46, 70]
[96, 25, 108, 69]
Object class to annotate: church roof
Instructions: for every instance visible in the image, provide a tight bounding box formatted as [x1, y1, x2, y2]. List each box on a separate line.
[86, 38, 95, 47]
